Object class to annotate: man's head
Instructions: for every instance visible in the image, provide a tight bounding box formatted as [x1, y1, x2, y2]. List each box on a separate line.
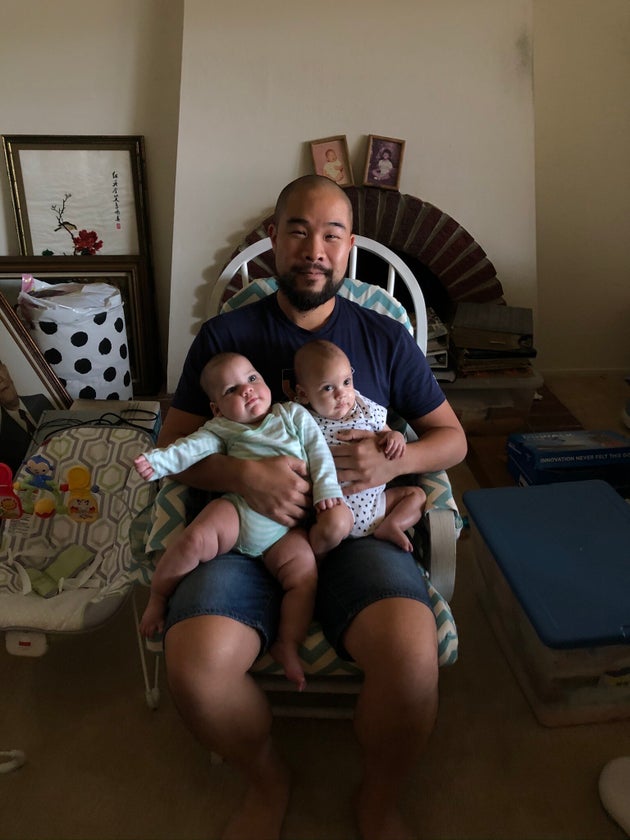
[200, 352, 272, 424]
[294, 340, 356, 421]
[0, 360, 19, 410]
[269, 175, 354, 312]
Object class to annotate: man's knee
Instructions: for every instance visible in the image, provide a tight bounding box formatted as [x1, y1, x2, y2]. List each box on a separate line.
[344, 598, 438, 676]
[165, 615, 261, 689]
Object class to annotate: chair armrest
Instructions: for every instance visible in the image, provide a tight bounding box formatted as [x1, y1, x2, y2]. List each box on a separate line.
[144, 478, 189, 553]
[413, 470, 462, 603]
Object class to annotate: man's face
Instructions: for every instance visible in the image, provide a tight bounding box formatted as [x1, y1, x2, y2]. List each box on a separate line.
[270, 184, 354, 312]
[0, 362, 19, 410]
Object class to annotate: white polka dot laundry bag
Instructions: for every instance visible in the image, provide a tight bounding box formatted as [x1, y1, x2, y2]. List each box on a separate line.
[17, 277, 133, 400]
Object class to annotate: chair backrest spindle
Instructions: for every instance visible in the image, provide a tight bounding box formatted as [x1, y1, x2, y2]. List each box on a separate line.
[211, 234, 428, 352]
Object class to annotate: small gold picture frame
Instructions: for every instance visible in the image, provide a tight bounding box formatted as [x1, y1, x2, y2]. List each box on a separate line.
[309, 135, 353, 186]
[363, 135, 405, 190]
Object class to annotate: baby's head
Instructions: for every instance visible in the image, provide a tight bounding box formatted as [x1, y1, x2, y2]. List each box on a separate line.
[294, 340, 355, 420]
[200, 353, 272, 424]
[325, 149, 337, 161]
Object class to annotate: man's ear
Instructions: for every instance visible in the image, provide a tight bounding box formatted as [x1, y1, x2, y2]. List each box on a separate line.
[268, 223, 277, 249]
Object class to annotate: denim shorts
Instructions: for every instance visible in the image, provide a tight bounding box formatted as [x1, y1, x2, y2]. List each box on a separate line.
[163, 536, 431, 661]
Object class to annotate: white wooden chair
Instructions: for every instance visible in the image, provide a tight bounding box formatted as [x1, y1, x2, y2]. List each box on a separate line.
[145, 234, 461, 717]
[210, 235, 428, 352]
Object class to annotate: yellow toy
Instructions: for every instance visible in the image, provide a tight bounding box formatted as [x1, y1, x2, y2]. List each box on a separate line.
[65, 465, 99, 523]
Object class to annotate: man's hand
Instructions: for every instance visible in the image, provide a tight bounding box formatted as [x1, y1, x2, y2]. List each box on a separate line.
[332, 429, 399, 495]
[238, 456, 312, 527]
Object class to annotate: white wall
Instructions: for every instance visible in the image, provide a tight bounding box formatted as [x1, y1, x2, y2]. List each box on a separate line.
[1, 1, 628, 389]
[168, 0, 537, 389]
[533, 0, 630, 373]
[0, 0, 184, 367]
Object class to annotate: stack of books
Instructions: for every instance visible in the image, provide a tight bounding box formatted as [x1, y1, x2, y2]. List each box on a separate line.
[506, 429, 630, 495]
[426, 307, 456, 382]
[449, 302, 537, 377]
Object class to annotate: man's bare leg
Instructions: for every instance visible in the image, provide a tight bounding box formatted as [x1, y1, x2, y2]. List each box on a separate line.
[165, 615, 290, 840]
[374, 486, 426, 553]
[344, 598, 438, 840]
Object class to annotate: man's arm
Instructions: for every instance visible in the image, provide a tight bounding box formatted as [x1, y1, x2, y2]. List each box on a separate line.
[158, 406, 312, 526]
[332, 400, 467, 495]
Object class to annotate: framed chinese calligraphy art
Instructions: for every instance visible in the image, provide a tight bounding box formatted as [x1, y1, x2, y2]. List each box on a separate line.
[2, 135, 152, 260]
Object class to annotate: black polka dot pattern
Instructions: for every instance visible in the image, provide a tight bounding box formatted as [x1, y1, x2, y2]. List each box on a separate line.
[311, 393, 389, 538]
[24, 285, 133, 400]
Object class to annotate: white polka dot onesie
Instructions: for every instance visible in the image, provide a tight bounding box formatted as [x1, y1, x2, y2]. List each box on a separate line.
[310, 392, 389, 538]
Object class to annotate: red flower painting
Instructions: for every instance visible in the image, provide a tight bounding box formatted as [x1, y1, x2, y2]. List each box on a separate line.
[46, 193, 104, 256]
[72, 229, 103, 256]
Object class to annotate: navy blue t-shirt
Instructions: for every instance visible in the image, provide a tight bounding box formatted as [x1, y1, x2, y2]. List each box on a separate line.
[172, 293, 445, 423]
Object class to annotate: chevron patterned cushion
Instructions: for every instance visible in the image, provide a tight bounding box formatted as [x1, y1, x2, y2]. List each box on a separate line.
[144, 478, 458, 669]
[221, 277, 413, 334]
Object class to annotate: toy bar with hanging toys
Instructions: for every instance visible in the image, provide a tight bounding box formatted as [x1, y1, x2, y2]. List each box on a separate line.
[2, 460, 100, 521]
[0, 463, 23, 519]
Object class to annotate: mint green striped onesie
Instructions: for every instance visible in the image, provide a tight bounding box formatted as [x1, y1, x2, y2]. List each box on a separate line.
[143, 401, 344, 556]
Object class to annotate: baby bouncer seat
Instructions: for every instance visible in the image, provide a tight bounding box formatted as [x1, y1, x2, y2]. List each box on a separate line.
[0, 417, 160, 706]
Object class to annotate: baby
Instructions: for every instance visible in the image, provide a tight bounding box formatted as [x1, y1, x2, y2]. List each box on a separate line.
[294, 339, 426, 552]
[134, 352, 353, 689]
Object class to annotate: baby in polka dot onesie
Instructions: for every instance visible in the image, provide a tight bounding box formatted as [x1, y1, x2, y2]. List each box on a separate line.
[294, 340, 426, 553]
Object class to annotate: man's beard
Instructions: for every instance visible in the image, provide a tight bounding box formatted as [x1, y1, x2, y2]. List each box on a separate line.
[276, 268, 344, 312]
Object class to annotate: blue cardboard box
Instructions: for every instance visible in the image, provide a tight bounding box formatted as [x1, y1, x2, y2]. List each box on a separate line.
[507, 429, 630, 470]
[506, 429, 630, 494]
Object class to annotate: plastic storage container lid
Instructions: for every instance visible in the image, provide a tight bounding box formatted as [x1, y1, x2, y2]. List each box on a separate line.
[464, 480, 630, 649]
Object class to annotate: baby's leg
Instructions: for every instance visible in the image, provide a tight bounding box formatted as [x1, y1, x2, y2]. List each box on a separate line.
[373, 486, 426, 553]
[264, 528, 318, 690]
[140, 498, 239, 637]
[310, 502, 354, 559]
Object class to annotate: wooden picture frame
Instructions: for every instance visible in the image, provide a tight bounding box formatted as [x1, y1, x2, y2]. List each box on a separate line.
[0, 256, 162, 395]
[2, 134, 153, 261]
[363, 135, 406, 190]
[309, 135, 354, 186]
[0, 291, 72, 473]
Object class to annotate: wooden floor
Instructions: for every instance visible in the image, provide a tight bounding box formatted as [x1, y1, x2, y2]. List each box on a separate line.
[0, 372, 628, 840]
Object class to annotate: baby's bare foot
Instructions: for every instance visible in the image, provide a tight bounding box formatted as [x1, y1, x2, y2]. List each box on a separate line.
[374, 521, 413, 553]
[270, 639, 306, 691]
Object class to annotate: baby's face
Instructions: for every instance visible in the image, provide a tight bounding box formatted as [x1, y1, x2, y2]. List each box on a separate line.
[300, 357, 355, 420]
[210, 357, 272, 424]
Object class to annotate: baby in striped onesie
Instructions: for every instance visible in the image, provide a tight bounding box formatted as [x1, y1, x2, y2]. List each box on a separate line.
[134, 352, 353, 689]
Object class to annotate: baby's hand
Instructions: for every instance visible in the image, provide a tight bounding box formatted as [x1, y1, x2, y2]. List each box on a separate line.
[378, 430, 406, 460]
[315, 497, 343, 513]
[134, 455, 155, 481]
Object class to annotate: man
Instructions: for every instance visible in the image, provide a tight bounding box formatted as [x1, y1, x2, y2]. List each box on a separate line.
[159, 175, 467, 840]
[0, 359, 52, 476]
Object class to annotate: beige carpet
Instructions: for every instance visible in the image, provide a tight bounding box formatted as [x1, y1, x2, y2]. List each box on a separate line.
[1, 374, 629, 839]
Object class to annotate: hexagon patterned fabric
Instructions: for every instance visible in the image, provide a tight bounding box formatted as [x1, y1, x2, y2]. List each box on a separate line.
[0, 424, 157, 633]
